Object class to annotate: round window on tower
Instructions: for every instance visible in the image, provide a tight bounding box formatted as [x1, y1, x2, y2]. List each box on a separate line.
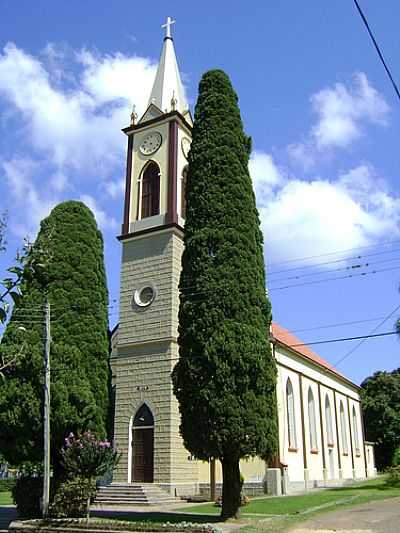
[133, 284, 157, 308]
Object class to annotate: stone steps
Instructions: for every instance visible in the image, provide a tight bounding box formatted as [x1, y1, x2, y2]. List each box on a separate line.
[94, 483, 179, 506]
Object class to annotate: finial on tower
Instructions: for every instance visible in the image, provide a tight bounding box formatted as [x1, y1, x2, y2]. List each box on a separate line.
[130, 104, 138, 126]
[161, 16, 175, 40]
[171, 91, 177, 111]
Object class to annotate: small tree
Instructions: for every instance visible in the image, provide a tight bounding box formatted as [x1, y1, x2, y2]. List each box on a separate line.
[51, 431, 119, 518]
[361, 369, 400, 469]
[61, 431, 119, 480]
[172, 70, 278, 520]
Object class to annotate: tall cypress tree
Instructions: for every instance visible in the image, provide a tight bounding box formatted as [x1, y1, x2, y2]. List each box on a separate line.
[0, 201, 110, 470]
[172, 70, 278, 519]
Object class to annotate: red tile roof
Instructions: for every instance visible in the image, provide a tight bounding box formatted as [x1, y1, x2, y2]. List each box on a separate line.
[271, 322, 350, 382]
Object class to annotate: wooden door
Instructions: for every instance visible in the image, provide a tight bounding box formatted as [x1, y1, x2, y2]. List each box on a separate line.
[132, 428, 154, 482]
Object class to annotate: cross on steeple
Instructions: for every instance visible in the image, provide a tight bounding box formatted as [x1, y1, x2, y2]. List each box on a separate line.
[161, 16, 175, 39]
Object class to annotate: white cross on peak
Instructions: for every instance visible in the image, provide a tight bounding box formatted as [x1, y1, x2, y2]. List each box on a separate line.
[161, 16, 176, 39]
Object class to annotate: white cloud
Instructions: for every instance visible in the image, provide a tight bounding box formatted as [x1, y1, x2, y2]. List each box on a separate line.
[287, 142, 315, 171]
[249, 151, 286, 203]
[102, 178, 125, 199]
[250, 152, 400, 265]
[311, 72, 389, 149]
[2, 157, 60, 238]
[288, 73, 389, 170]
[0, 42, 159, 237]
[80, 194, 118, 231]
[0, 43, 157, 175]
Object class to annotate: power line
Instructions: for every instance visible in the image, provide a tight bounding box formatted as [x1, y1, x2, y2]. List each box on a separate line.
[268, 248, 400, 277]
[352, 0, 400, 101]
[333, 302, 400, 368]
[179, 264, 400, 300]
[267, 238, 400, 268]
[179, 248, 400, 293]
[269, 264, 400, 291]
[290, 330, 397, 348]
[290, 316, 387, 334]
[268, 255, 400, 284]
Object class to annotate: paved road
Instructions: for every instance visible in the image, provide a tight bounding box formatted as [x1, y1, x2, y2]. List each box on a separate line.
[289, 497, 400, 533]
[0, 506, 17, 532]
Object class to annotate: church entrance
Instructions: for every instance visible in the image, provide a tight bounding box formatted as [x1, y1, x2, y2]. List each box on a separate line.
[131, 404, 154, 483]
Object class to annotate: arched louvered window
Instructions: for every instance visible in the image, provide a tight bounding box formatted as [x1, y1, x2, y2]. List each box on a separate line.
[308, 387, 318, 451]
[325, 395, 334, 446]
[140, 162, 160, 219]
[352, 405, 361, 455]
[133, 403, 154, 427]
[181, 165, 188, 218]
[286, 378, 297, 449]
[340, 401, 348, 454]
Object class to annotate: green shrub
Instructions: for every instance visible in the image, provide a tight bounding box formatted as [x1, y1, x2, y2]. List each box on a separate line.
[62, 431, 119, 480]
[386, 465, 400, 487]
[50, 477, 96, 518]
[392, 447, 400, 467]
[12, 476, 43, 518]
[0, 478, 16, 492]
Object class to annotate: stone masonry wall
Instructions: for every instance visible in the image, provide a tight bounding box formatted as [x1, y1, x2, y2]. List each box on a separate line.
[112, 229, 198, 487]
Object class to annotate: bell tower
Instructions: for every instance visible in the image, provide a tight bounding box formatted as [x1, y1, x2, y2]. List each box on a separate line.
[111, 19, 198, 493]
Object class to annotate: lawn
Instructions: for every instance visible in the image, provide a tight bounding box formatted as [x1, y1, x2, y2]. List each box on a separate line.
[0, 491, 13, 505]
[177, 476, 400, 518]
[94, 476, 400, 533]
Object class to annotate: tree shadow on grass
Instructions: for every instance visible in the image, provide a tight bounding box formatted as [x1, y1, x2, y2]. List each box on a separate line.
[329, 482, 395, 493]
[92, 510, 222, 524]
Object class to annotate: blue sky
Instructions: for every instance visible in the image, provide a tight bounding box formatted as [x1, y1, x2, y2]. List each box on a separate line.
[0, 1, 399, 384]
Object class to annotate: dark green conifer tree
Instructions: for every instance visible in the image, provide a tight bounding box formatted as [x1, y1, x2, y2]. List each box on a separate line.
[0, 201, 110, 470]
[172, 70, 278, 519]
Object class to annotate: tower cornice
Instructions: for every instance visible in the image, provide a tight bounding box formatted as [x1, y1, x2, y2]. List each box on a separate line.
[122, 110, 192, 136]
[117, 222, 184, 242]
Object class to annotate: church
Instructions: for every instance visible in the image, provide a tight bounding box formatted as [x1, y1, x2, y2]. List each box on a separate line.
[110, 19, 376, 497]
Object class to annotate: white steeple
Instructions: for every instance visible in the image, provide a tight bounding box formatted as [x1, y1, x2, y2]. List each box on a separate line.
[147, 17, 188, 115]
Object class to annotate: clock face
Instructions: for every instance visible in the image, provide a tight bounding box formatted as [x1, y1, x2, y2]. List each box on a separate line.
[181, 137, 191, 160]
[140, 132, 162, 155]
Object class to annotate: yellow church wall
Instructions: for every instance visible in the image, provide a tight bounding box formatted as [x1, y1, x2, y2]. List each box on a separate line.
[319, 385, 340, 481]
[301, 376, 325, 482]
[277, 365, 306, 482]
[275, 344, 368, 486]
[196, 457, 265, 485]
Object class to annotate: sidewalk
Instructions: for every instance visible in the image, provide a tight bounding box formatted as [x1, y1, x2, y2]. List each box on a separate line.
[288, 497, 400, 533]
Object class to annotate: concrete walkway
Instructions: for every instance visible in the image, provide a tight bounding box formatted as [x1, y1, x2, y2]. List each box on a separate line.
[289, 497, 400, 533]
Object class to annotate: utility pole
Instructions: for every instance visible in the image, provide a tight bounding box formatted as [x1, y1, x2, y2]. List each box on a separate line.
[43, 302, 51, 518]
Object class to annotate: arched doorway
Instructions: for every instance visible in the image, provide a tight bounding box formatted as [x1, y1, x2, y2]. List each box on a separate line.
[131, 404, 154, 482]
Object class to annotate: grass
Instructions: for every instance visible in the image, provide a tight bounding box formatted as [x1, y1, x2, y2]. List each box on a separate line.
[178, 476, 400, 518]
[0, 491, 13, 505]
[91, 477, 400, 533]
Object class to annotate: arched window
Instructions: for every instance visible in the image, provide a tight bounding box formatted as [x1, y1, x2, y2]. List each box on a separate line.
[181, 165, 188, 218]
[340, 401, 348, 454]
[308, 387, 318, 451]
[286, 378, 297, 449]
[133, 403, 154, 427]
[352, 405, 360, 455]
[140, 162, 160, 219]
[325, 395, 334, 446]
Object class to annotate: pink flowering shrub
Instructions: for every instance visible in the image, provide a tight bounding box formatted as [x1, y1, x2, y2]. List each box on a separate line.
[51, 431, 120, 519]
[61, 431, 120, 480]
